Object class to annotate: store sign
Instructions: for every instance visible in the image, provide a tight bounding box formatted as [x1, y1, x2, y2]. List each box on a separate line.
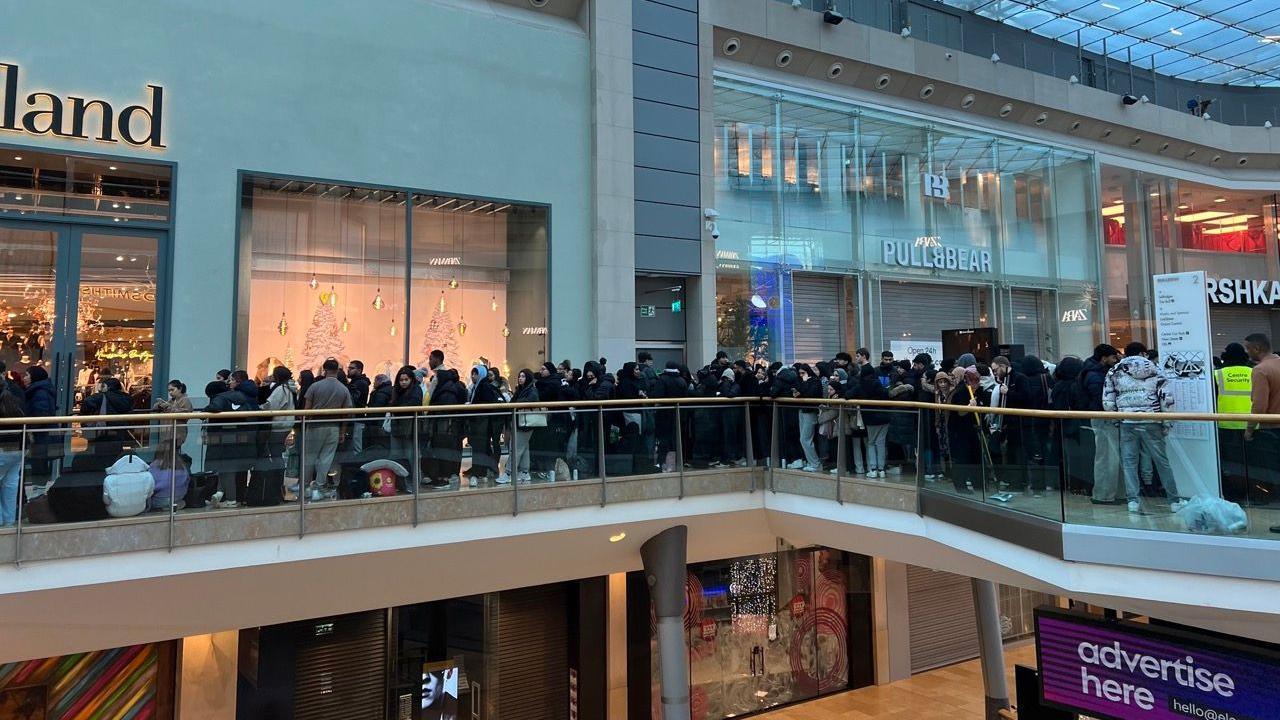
[521, 326, 547, 335]
[890, 340, 943, 361]
[922, 172, 950, 200]
[1062, 309, 1089, 323]
[0, 63, 165, 148]
[882, 238, 992, 273]
[1036, 608, 1280, 720]
[700, 618, 716, 641]
[1205, 277, 1280, 306]
[1153, 271, 1220, 497]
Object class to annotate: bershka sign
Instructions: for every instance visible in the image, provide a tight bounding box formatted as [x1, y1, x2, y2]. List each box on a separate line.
[1206, 277, 1280, 306]
[1035, 608, 1280, 720]
[0, 63, 165, 148]
[882, 237, 992, 273]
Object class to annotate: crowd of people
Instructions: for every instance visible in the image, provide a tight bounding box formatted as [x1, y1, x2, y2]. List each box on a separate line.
[3, 331, 1280, 525]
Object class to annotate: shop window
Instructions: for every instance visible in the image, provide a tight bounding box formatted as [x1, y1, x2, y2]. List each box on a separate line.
[237, 176, 547, 381]
[0, 148, 170, 222]
[0, 641, 177, 718]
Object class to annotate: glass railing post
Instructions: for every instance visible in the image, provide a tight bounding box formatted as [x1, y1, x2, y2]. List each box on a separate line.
[511, 408, 521, 514]
[835, 406, 846, 505]
[169, 418, 178, 551]
[1056, 418, 1068, 523]
[674, 404, 684, 499]
[14, 424, 27, 566]
[597, 408, 608, 505]
[413, 413, 421, 527]
[298, 416, 307, 538]
[743, 401, 755, 493]
[770, 402, 779, 492]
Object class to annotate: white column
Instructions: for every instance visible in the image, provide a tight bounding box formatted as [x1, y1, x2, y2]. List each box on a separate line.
[873, 558, 913, 683]
[607, 572, 629, 720]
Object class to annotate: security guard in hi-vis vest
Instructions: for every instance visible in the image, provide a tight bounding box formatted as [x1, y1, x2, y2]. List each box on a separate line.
[1215, 343, 1254, 502]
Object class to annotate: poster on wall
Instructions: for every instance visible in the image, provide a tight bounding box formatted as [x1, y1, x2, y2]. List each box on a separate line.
[1152, 272, 1221, 497]
[1035, 608, 1280, 720]
[889, 340, 943, 363]
[421, 660, 458, 720]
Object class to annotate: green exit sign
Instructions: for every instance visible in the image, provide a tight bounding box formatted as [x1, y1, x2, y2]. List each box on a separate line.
[639, 305, 656, 317]
[671, 300, 682, 313]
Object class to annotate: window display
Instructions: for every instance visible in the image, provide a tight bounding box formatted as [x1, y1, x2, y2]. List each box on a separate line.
[237, 176, 548, 381]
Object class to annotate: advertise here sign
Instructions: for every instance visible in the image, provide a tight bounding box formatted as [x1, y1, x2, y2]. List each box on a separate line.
[882, 238, 992, 274]
[1036, 609, 1280, 720]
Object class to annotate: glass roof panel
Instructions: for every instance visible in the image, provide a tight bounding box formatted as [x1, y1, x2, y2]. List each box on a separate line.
[933, 0, 1280, 85]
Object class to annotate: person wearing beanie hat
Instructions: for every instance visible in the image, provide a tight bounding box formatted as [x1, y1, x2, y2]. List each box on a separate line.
[956, 352, 977, 369]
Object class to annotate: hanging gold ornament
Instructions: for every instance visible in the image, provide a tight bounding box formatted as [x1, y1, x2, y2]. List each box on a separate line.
[490, 295, 498, 312]
[458, 321, 467, 336]
[501, 325, 510, 338]
[277, 314, 289, 336]
[327, 286, 338, 307]
[438, 293, 446, 313]
[372, 288, 384, 310]
[308, 275, 319, 290]
[449, 276, 459, 290]
[341, 317, 350, 333]
[390, 320, 397, 337]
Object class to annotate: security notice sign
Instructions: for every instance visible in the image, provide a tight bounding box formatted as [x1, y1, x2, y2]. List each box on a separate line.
[1036, 608, 1280, 720]
[1152, 271, 1221, 497]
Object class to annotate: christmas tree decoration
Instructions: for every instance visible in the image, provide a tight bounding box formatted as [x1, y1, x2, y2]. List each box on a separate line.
[389, 320, 397, 337]
[449, 276, 459, 289]
[501, 325, 510, 338]
[419, 302, 460, 365]
[308, 274, 318, 290]
[341, 317, 350, 333]
[491, 293, 498, 312]
[319, 286, 337, 307]
[458, 321, 467, 336]
[300, 301, 346, 371]
[277, 313, 289, 336]
[438, 292, 446, 313]
[283, 345, 296, 371]
[372, 288, 384, 310]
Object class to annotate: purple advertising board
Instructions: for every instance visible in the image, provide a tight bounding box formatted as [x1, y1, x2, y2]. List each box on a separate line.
[1035, 609, 1280, 720]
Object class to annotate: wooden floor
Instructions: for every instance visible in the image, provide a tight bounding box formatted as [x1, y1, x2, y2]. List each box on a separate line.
[754, 642, 1037, 720]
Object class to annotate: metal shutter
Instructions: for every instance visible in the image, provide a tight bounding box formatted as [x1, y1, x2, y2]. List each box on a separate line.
[494, 584, 569, 720]
[880, 282, 980, 351]
[906, 565, 979, 673]
[1010, 289, 1044, 358]
[1210, 307, 1275, 355]
[792, 273, 843, 364]
[294, 611, 387, 720]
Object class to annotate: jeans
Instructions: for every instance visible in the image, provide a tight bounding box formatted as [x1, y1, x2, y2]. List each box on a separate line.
[1119, 423, 1177, 502]
[1090, 418, 1121, 501]
[303, 425, 340, 487]
[848, 436, 867, 473]
[0, 450, 21, 525]
[865, 424, 889, 472]
[798, 412, 821, 468]
[511, 428, 533, 474]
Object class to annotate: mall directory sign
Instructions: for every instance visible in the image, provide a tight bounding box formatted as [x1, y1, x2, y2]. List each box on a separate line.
[1035, 608, 1280, 720]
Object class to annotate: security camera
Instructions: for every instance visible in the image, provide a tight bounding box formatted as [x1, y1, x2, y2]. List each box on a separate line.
[1202, 112, 1211, 121]
[792, 0, 802, 7]
[990, 52, 1001, 63]
[1121, 94, 1139, 106]
[945, 52, 953, 60]
[901, 26, 912, 38]
[708, 221, 721, 240]
[1068, 74, 1079, 83]
[704, 208, 719, 219]
[1265, 120, 1273, 129]
[823, 5, 844, 24]
[1140, 95, 1149, 104]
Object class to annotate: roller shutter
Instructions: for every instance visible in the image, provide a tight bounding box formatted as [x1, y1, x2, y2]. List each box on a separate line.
[880, 282, 980, 351]
[906, 565, 979, 673]
[494, 584, 569, 720]
[1210, 307, 1275, 355]
[792, 273, 843, 364]
[1009, 289, 1045, 358]
[294, 611, 387, 720]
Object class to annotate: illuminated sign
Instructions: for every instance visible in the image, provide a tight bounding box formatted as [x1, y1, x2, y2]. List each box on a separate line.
[1062, 309, 1089, 323]
[81, 286, 156, 303]
[1206, 277, 1280, 306]
[0, 63, 165, 148]
[882, 238, 992, 273]
[521, 326, 547, 335]
[428, 257, 462, 266]
[922, 172, 950, 200]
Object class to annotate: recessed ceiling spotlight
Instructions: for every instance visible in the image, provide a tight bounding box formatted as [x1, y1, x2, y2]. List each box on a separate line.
[775, 49, 794, 68]
[960, 93, 976, 108]
[609, 532, 627, 543]
[1101, 128, 1113, 138]
[827, 62, 844, 79]
[529, 0, 548, 6]
[919, 83, 935, 99]
[1130, 136, 1142, 146]
[12, 156, 22, 161]
[723, 37, 741, 56]
[108, 165, 118, 171]
[1159, 142, 1170, 152]
[1212, 154, 1222, 163]
[875, 73, 891, 89]
[1034, 112, 1048, 125]
[1186, 149, 1197, 159]
[1069, 120, 1081, 132]
[998, 103, 1013, 117]
[1214, 196, 1226, 203]
[1238, 157, 1249, 166]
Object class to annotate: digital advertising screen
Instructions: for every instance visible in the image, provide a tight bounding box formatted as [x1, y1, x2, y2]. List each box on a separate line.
[420, 660, 458, 720]
[1035, 608, 1280, 720]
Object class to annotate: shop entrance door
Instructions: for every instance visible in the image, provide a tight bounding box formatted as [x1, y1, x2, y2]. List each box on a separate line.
[0, 221, 163, 414]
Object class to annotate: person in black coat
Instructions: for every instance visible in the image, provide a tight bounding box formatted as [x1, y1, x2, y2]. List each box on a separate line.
[575, 362, 614, 478]
[388, 367, 423, 471]
[465, 365, 502, 481]
[769, 366, 803, 468]
[718, 367, 744, 466]
[424, 368, 467, 487]
[202, 380, 261, 503]
[1004, 355, 1053, 495]
[846, 364, 891, 477]
[362, 374, 393, 452]
[947, 368, 989, 494]
[689, 367, 722, 469]
[1050, 356, 1093, 496]
[653, 361, 689, 472]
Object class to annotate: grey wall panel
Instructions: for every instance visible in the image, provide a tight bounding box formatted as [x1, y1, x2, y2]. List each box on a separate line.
[645, 0, 697, 12]
[635, 235, 702, 273]
[633, 99, 699, 142]
[632, 31, 698, 77]
[633, 0, 697, 44]
[634, 133, 700, 174]
[633, 65, 699, 109]
[635, 167, 700, 207]
[635, 201, 700, 239]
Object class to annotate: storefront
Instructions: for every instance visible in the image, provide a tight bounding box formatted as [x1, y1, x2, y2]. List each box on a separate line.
[712, 74, 1103, 365]
[0, 640, 178, 718]
[236, 580, 606, 720]
[4, 1, 592, 400]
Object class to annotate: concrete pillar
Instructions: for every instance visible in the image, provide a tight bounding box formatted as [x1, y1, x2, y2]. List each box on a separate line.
[873, 559, 913, 684]
[971, 578, 1011, 720]
[607, 572, 629, 720]
[641, 526, 690, 720]
[178, 631, 239, 720]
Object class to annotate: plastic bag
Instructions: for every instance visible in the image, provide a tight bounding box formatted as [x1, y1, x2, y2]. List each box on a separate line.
[1175, 495, 1248, 535]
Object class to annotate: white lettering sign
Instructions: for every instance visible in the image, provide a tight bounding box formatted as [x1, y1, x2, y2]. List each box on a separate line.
[1205, 277, 1280, 306]
[1062, 309, 1089, 323]
[428, 256, 462, 266]
[521, 326, 547, 335]
[882, 239, 991, 274]
[922, 172, 950, 200]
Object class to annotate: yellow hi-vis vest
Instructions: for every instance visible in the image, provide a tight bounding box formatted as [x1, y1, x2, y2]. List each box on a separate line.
[1215, 366, 1252, 429]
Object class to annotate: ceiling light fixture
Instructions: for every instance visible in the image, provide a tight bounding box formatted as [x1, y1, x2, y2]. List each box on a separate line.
[1175, 210, 1231, 222]
[1202, 224, 1249, 235]
[609, 532, 627, 543]
[1214, 197, 1227, 203]
[1101, 205, 1125, 217]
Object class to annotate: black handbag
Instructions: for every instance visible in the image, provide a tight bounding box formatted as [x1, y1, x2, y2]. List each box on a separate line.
[184, 471, 220, 509]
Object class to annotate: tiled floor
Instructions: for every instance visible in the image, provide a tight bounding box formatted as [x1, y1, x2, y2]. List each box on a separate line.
[753, 642, 1037, 720]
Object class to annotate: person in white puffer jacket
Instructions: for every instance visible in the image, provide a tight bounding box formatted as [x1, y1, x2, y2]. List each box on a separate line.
[103, 454, 155, 518]
[1102, 343, 1180, 514]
